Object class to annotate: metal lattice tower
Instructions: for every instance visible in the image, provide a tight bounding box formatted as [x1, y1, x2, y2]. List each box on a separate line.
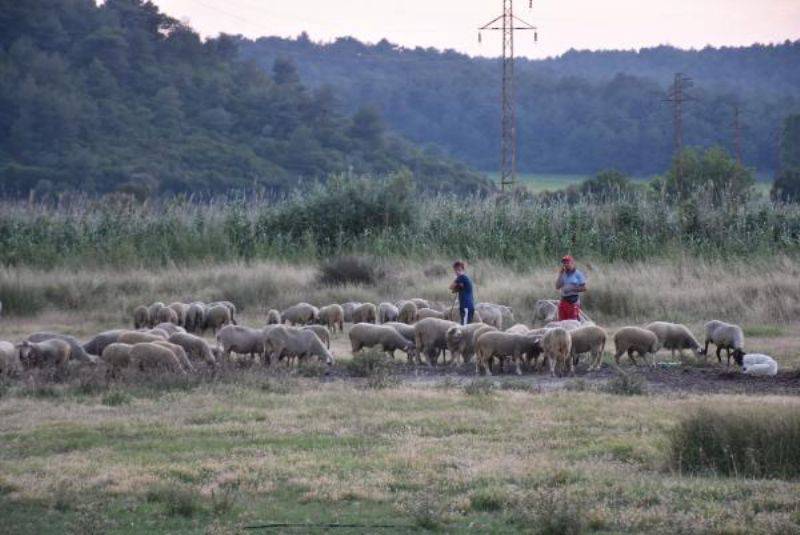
[664, 73, 696, 192]
[479, 1, 537, 191]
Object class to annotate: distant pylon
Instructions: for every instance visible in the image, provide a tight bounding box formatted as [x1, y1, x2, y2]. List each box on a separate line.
[732, 102, 743, 165]
[664, 73, 696, 193]
[479, 1, 537, 192]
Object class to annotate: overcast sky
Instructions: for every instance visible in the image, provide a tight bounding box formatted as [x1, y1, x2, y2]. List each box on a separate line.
[151, 0, 800, 59]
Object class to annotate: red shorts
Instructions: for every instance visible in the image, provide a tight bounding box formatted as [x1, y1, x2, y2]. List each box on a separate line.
[558, 299, 581, 321]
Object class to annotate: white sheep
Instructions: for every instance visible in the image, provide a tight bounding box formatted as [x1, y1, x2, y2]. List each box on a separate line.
[569, 325, 607, 371]
[645, 321, 703, 360]
[542, 328, 572, 377]
[703, 320, 746, 366]
[378, 302, 399, 324]
[741, 354, 778, 377]
[318, 304, 344, 332]
[349, 323, 416, 361]
[0, 341, 21, 376]
[613, 327, 660, 367]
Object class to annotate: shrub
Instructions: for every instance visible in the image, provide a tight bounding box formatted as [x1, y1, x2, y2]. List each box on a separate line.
[318, 255, 379, 286]
[669, 406, 800, 479]
[102, 390, 132, 406]
[296, 360, 329, 378]
[345, 349, 394, 378]
[146, 482, 204, 518]
[602, 373, 646, 396]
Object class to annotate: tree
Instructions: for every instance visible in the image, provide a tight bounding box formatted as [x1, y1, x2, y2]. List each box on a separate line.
[659, 147, 754, 203]
[771, 114, 800, 202]
[350, 106, 385, 151]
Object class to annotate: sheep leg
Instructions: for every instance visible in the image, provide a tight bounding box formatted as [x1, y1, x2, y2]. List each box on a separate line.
[715, 346, 722, 363]
[614, 350, 623, 366]
[547, 354, 556, 377]
[628, 349, 638, 366]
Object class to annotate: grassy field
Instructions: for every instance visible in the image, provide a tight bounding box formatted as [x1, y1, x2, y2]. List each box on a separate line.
[1, 258, 800, 533]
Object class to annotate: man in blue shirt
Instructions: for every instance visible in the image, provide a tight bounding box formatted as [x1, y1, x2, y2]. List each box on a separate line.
[555, 255, 587, 320]
[449, 260, 475, 325]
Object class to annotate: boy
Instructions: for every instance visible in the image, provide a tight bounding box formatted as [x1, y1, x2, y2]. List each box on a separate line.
[555, 255, 587, 321]
[449, 260, 475, 326]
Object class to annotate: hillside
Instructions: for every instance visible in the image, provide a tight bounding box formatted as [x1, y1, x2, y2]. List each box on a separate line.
[239, 36, 800, 175]
[0, 1, 490, 197]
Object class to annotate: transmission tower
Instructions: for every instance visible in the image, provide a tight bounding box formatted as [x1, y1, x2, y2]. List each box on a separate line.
[732, 102, 743, 165]
[664, 73, 696, 192]
[479, 1, 537, 191]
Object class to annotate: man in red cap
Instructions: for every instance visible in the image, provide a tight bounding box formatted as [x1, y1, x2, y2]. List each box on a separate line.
[555, 255, 587, 321]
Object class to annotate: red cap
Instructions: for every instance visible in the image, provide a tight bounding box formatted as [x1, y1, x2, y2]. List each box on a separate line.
[561, 255, 574, 263]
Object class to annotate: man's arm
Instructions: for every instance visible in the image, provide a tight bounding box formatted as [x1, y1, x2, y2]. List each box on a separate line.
[555, 271, 565, 290]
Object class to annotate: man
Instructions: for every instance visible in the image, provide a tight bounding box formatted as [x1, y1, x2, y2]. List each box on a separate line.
[555, 255, 587, 321]
[449, 260, 474, 325]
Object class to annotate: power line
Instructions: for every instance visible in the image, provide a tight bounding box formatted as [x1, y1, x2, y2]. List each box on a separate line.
[663, 72, 697, 192]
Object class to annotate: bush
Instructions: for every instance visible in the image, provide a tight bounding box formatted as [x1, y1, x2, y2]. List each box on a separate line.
[669, 406, 800, 479]
[345, 349, 394, 378]
[602, 373, 646, 396]
[146, 482, 204, 518]
[296, 360, 329, 378]
[102, 390, 132, 406]
[318, 255, 379, 286]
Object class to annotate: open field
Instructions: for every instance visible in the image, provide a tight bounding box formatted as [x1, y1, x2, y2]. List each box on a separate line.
[1, 258, 799, 533]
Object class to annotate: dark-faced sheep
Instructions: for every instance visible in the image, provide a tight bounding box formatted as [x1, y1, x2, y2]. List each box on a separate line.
[474, 331, 543, 376]
[349, 323, 416, 361]
[703, 320, 745, 367]
[413, 317, 458, 366]
[613, 327, 660, 367]
[18, 339, 72, 369]
[281, 302, 318, 326]
[318, 304, 344, 332]
[352, 303, 378, 324]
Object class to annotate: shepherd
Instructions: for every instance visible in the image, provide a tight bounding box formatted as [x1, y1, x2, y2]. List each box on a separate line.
[449, 260, 475, 326]
[555, 255, 587, 321]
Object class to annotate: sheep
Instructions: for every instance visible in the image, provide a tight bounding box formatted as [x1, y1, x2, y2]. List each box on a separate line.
[318, 304, 344, 333]
[703, 320, 746, 367]
[413, 317, 458, 366]
[153, 323, 184, 336]
[383, 322, 417, 342]
[168, 332, 218, 366]
[568, 325, 607, 371]
[152, 340, 195, 372]
[302, 325, 331, 348]
[146, 328, 171, 339]
[130, 342, 185, 374]
[505, 323, 531, 335]
[156, 306, 179, 325]
[443, 306, 483, 324]
[417, 308, 445, 321]
[496, 305, 515, 329]
[265, 308, 282, 325]
[352, 303, 378, 324]
[545, 319, 585, 331]
[83, 329, 126, 356]
[147, 302, 166, 327]
[613, 327, 660, 367]
[542, 328, 573, 377]
[101, 343, 133, 377]
[448, 323, 504, 365]
[341, 302, 362, 323]
[410, 298, 431, 310]
[397, 301, 418, 324]
[378, 302, 399, 324]
[168, 302, 188, 327]
[18, 339, 72, 369]
[645, 321, 702, 360]
[741, 354, 778, 377]
[475, 304, 503, 329]
[0, 341, 21, 376]
[27, 332, 95, 364]
[264, 326, 334, 367]
[204, 304, 232, 335]
[349, 323, 416, 361]
[184, 302, 206, 333]
[133, 305, 150, 329]
[532, 299, 559, 324]
[281, 302, 318, 326]
[117, 331, 165, 345]
[209, 301, 238, 325]
[216, 325, 266, 363]
[474, 331, 543, 376]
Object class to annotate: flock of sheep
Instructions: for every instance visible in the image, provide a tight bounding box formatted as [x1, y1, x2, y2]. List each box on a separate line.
[0, 296, 779, 379]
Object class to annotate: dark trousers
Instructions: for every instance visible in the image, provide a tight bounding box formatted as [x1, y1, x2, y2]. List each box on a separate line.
[460, 307, 475, 326]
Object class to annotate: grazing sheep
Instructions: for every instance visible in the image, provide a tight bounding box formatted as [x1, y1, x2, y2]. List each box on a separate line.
[378, 302, 399, 324]
[495, 305, 515, 329]
[474, 331, 543, 376]
[417, 308, 445, 321]
[168, 332, 218, 366]
[341, 302, 362, 323]
[545, 319, 585, 331]
[83, 329, 126, 356]
[703, 320, 746, 367]
[352, 303, 378, 324]
[349, 323, 416, 361]
[383, 322, 417, 342]
[413, 318, 458, 366]
[18, 339, 72, 368]
[443, 306, 483, 324]
[118, 331, 165, 345]
[147, 302, 166, 327]
[146, 328, 171, 339]
[741, 354, 778, 377]
[152, 340, 195, 372]
[156, 306, 179, 325]
[475, 304, 503, 329]
[168, 302, 188, 327]
[532, 299, 559, 324]
[613, 327, 660, 367]
[209, 301, 238, 325]
[130, 342, 185, 374]
[447, 323, 499, 364]
[302, 325, 331, 348]
[216, 325, 266, 363]
[505, 323, 531, 335]
[410, 298, 431, 310]
[27, 332, 95, 364]
[264, 326, 334, 367]
[154, 323, 185, 336]
[0, 341, 21, 376]
[568, 325, 607, 371]
[133, 305, 150, 329]
[318, 304, 344, 332]
[542, 328, 573, 377]
[645, 321, 702, 360]
[281, 302, 318, 326]
[265, 308, 282, 325]
[397, 301, 418, 324]
[101, 343, 133, 377]
[204, 305, 233, 335]
[184, 303, 206, 333]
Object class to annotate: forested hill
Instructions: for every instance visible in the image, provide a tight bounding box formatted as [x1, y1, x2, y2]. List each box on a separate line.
[239, 36, 800, 175]
[0, 1, 490, 198]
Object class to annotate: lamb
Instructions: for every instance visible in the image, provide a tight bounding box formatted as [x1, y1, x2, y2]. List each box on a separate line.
[613, 326, 660, 367]
[101, 343, 133, 377]
[341, 302, 362, 323]
[413, 317, 458, 366]
[474, 331, 543, 376]
[265, 308, 282, 325]
[168, 302, 188, 327]
[351, 303, 378, 324]
[475, 304, 503, 329]
[397, 301, 418, 324]
[184, 303, 206, 333]
[302, 325, 331, 348]
[349, 323, 416, 361]
[130, 342, 186, 374]
[0, 341, 21, 376]
[27, 332, 95, 364]
[216, 325, 266, 363]
[168, 332, 218, 366]
[383, 322, 417, 341]
[147, 302, 166, 327]
[133, 305, 150, 329]
[703, 320, 746, 367]
[568, 325, 607, 371]
[117, 331, 166, 345]
[83, 329, 126, 356]
[263, 326, 334, 367]
[318, 304, 344, 332]
[542, 327, 573, 377]
[204, 304, 233, 335]
[378, 302, 400, 324]
[645, 321, 702, 360]
[18, 339, 72, 368]
[156, 306, 179, 325]
[447, 323, 499, 364]
[209, 301, 238, 325]
[281, 302, 318, 326]
[152, 340, 195, 372]
[741, 354, 778, 377]
[417, 308, 445, 321]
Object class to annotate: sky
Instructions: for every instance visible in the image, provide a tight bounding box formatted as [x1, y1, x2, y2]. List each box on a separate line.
[151, 0, 800, 59]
